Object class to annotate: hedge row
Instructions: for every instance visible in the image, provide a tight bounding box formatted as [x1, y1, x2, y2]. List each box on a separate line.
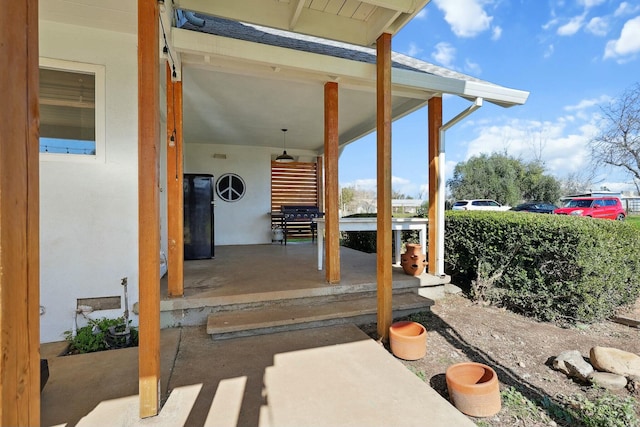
[445, 211, 640, 324]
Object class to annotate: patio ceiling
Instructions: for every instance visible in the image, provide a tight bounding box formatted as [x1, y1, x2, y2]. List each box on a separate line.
[174, 0, 432, 47]
[170, 30, 433, 153]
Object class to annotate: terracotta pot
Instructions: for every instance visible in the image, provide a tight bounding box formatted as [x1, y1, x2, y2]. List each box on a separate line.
[400, 243, 427, 276]
[389, 321, 427, 360]
[445, 362, 501, 417]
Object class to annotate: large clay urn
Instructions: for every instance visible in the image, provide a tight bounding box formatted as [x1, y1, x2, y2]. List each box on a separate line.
[400, 243, 427, 276]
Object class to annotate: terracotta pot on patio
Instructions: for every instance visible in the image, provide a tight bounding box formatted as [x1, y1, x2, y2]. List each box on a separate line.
[400, 243, 427, 276]
[445, 362, 501, 417]
[389, 321, 427, 360]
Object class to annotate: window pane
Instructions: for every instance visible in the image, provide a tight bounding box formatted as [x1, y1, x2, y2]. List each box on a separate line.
[39, 68, 96, 155]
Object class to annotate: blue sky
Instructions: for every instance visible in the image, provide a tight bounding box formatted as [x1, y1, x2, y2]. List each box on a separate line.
[338, 0, 640, 199]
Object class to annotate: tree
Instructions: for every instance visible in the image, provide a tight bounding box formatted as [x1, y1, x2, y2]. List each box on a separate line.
[590, 82, 640, 193]
[447, 153, 561, 206]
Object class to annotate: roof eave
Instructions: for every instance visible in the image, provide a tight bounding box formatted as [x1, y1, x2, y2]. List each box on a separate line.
[392, 68, 529, 108]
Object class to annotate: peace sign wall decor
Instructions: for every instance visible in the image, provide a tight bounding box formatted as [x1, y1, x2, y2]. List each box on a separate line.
[215, 173, 246, 202]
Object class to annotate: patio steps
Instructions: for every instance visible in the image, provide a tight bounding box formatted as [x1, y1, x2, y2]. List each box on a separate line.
[206, 290, 433, 340]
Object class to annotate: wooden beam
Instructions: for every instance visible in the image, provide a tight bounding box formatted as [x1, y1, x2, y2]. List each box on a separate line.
[376, 33, 393, 341]
[138, 0, 161, 418]
[324, 82, 340, 283]
[0, 1, 41, 425]
[427, 96, 442, 274]
[316, 156, 324, 212]
[166, 62, 184, 297]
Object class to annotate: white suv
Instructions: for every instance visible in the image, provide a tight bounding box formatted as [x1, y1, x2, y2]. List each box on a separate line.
[451, 199, 511, 211]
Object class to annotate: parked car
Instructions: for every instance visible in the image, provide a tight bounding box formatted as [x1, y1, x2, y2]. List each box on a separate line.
[510, 202, 558, 214]
[553, 197, 626, 220]
[451, 199, 511, 211]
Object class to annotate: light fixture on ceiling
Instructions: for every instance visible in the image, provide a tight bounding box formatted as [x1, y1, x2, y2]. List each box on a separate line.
[276, 128, 294, 163]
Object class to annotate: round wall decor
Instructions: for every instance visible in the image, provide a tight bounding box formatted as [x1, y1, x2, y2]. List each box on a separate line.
[216, 173, 246, 202]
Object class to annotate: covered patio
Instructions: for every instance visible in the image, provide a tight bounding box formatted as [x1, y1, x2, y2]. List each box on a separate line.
[1, 0, 529, 424]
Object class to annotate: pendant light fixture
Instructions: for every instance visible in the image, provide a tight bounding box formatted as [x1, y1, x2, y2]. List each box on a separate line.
[276, 128, 294, 163]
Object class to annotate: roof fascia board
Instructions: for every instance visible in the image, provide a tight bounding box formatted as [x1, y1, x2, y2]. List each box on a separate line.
[392, 68, 530, 107]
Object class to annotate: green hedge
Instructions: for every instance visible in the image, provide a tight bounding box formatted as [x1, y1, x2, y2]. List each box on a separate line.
[445, 211, 640, 324]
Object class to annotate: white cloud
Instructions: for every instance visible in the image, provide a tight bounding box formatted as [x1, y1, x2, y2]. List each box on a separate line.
[577, 0, 606, 9]
[464, 59, 482, 75]
[544, 44, 555, 58]
[557, 14, 586, 35]
[564, 95, 610, 112]
[604, 16, 640, 60]
[614, 2, 640, 17]
[460, 110, 602, 178]
[431, 42, 456, 67]
[433, 0, 493, 38]
[585, 16, 609, 36]
[491, 26, 502, 40]
[542, 17, 560, 31]
[406, 42, 423, 57]
[344, 178, 376, 193]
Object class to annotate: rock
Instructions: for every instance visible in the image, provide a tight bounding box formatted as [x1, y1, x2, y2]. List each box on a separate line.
[553, 350, 585, 376]
[627, 375, 640, 395]
[590, 372, 628, 390]
[565, 357, 594, 382]
[590, 346, 640, 377]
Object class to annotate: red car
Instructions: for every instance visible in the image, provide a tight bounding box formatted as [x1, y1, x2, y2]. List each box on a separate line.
[553, 197, 626, 220]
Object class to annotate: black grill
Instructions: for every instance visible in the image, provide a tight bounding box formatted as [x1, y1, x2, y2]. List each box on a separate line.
[280, 205, 323, 245]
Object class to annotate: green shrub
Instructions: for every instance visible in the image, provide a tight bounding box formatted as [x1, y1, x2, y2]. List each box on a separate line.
[64, 316, 138, 354]
[445, 211, 640, 323]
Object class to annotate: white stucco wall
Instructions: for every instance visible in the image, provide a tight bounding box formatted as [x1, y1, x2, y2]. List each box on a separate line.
[183, 143, 319, 245]
[39, 21, 139, 343]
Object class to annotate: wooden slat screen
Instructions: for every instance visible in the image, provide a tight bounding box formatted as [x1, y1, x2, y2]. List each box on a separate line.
[271, 161, 319, 239]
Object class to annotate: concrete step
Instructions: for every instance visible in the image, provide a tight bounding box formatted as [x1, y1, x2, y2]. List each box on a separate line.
[206, 291, 433, 340]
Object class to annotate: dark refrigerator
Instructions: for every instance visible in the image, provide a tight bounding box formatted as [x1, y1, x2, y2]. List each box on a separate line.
[184, 174, 215, 259]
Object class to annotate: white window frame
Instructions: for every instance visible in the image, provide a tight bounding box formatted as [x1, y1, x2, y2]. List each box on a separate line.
[39, 58, 106, 163]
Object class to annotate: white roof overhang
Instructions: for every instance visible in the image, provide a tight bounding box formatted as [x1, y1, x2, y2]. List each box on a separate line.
[170, 26, 528, 154]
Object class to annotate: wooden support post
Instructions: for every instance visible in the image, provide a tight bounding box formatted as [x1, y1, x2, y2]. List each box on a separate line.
[324, 82, 340, 283]
[138, 0, 161, 418]
[376, 33, 393, 341]
[0, 1, 41, 425]
[316, 156, 324, 213]
[166, 62, 184, 297]
[427, 97, 442, 274]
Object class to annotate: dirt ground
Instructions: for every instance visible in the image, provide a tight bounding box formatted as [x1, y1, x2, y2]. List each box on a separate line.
[362, 292, 640, 426]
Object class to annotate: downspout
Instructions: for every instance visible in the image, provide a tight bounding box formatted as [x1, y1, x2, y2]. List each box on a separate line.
[436, 97, 483, 275]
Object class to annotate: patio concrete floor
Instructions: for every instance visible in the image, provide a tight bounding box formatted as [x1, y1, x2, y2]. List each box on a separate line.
[41, 324, 475, 427]
[160, 242, 448, 315]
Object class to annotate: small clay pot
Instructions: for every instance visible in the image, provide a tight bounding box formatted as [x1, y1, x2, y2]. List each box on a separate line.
[400, 243, 427, 276]
[389, 321, 427, 360]
[445, 362, 501, 417]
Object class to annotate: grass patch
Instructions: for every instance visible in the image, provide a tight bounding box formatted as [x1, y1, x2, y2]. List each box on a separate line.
[499, 386, 639, 427]
[626, 215, 640, 230]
